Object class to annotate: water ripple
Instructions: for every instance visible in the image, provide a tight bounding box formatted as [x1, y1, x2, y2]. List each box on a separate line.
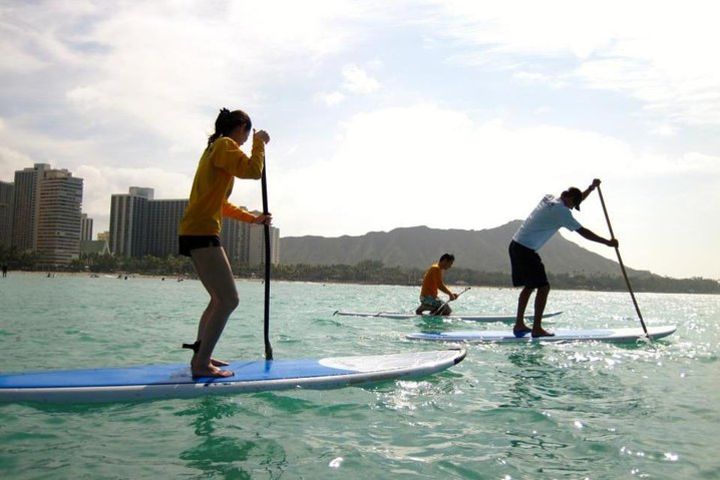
[1, 276, 718, 478]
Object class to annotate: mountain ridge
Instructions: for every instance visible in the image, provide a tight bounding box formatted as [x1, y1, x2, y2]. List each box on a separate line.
[279, 221, 651, 277]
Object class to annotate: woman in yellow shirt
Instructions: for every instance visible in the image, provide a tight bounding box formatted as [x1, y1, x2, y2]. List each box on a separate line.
[179, 108, 271, 378]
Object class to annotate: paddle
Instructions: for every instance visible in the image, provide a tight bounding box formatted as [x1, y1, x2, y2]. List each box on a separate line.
[430, 286, 471, 316]
[261, 151, 273, 360]
[596, 185, 649, 337]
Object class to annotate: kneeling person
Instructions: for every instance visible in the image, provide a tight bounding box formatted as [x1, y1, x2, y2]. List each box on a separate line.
[416, 253, 458, 316]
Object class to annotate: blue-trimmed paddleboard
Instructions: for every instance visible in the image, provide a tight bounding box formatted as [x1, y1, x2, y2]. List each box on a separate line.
[0, 349, 466, 404]
[407, 326, 676, 343]
[333, 311, 562, 323]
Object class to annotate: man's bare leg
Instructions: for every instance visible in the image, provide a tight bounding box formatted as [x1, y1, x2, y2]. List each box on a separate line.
[514, 287, 533, 335]
[531, 284, 553, 337]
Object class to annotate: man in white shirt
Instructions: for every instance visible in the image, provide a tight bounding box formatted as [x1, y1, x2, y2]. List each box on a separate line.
[509, 179, 618, 337]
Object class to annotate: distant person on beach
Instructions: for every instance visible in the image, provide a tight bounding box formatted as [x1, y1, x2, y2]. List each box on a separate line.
[178, 108, 271, 378]
[1, 264, 7, 277]
[416, 253, 458, 315]
[509, 179, 618, 338]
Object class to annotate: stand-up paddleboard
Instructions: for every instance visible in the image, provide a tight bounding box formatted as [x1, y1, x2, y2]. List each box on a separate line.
[407, 326, 676, 343]
[333, 310, 562, 323]
[0, 349, 466, 404]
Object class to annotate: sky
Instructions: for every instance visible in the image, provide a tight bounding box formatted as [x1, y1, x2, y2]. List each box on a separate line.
[1, 0, 718, 279]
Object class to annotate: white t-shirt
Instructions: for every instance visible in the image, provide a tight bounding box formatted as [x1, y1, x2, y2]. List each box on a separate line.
[512, 195, 582, 251]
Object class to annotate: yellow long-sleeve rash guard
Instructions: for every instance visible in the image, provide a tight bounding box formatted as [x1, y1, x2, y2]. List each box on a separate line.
[179, 135, 264, 236]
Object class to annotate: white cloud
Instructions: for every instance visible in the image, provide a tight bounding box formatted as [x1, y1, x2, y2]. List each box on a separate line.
[0, 41, 48, 74]
[275, 103, 719, 235]
[1, 1, 372, 152]
[317, 91, 346, 106]
[0, 146, 34, 180]
[0, 113, 195, 235]
[0, 1, 88, 74]
[427, 0, 720, 126]
[341, 64, 380, 94]
[271, 103, 720, 277]
[317, 64, 380, 107]
[0, 140, 193, 237]
[650, 124, 677, 137]
[513, 70, 569, 89]
[75, 164, 192, 232]
[672, 152, 720, 175]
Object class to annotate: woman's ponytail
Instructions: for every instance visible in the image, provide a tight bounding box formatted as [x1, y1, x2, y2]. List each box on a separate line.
[207, 108, 252, 147]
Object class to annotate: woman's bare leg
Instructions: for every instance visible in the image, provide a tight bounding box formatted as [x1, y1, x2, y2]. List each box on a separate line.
[196, 302, 229, 367]
[189, 246, 239, 377]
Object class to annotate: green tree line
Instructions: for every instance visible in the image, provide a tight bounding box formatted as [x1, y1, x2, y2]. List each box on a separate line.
[1, 246, 718, 294]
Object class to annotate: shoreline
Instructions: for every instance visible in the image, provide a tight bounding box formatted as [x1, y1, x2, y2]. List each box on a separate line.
[3, 270, 718, 296]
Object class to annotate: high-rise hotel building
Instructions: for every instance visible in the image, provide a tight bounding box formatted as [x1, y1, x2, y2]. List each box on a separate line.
[146, 199, 189, 257]
[0, 181, 14, 248]
[80, 213, 93, 241]
[110, 187, 188, 257]
[248, 220, 280, 265]
[109, 187, 153, 257]
[7, 164, 85, 265]
[110, 188, 190, 258]
[221, 217, 250, 265]
[35, 169, 83, 265]
[109, 187, 279, 264]
[11, 163, 49, 251]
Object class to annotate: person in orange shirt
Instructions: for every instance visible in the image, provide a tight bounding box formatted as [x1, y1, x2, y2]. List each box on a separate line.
[415, 253, 458, 315]
[178, 108, 271, 378]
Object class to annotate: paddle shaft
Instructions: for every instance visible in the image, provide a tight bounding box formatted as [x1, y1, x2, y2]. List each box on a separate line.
[261, 158, 273, 360]
[596, 185, 649, 336]
[361, 287, 472, 317]
[431, 287, 471, 315]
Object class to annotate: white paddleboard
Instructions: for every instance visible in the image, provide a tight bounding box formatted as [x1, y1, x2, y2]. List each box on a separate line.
[407, 326, 676, 343]
[334, 311, 562, 323]
[0, 349, 466, 404]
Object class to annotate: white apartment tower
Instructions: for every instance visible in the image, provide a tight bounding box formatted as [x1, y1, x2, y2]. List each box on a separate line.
[35, 169, 84, 265]
[8, 164, 84, 265]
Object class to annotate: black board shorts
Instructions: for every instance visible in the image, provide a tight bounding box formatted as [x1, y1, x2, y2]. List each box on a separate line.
[178, 235, 221, 257]
[509, 240, 549, 288]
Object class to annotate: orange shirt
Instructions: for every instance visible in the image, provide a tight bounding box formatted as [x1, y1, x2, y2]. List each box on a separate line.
[179, 135, 264, 236]
[420, 263, 447, 298]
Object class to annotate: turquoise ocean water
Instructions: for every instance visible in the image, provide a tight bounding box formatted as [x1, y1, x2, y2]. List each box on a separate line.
[0, 272, 718, 479]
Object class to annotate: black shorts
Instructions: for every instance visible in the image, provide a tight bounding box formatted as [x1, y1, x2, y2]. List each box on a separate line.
[178, 235, 221, 257]
[509, 240, 549, 288]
